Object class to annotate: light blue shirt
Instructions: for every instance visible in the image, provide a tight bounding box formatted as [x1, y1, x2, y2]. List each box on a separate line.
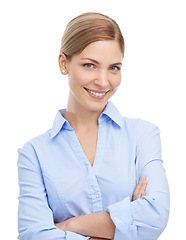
[17, 101, 170, 240]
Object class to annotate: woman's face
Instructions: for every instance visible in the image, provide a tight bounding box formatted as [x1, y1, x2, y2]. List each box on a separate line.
[61, 40, 123, 113]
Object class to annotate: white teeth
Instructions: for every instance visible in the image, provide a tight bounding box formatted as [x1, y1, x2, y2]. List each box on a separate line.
[86, 88, 106, 97]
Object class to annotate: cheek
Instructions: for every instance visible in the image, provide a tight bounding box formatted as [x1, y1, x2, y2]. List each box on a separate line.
[111, 75, 121, 89]
[69, 68, 93, 86]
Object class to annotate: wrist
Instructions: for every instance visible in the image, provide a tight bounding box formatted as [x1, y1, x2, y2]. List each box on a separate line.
[66, 216, 79, 232]
[65, 217, 74, 231]
[55, 217, 73, 232]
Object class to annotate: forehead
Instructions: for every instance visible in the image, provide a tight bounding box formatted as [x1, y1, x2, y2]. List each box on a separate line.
[75, 40, 123, 63]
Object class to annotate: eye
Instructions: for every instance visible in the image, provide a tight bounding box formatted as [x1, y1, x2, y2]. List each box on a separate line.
[110, 66, 120, 71]
[83, 63, 94, 69]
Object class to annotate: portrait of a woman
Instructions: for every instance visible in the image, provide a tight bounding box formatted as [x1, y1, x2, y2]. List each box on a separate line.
[17, 12, 170, 240]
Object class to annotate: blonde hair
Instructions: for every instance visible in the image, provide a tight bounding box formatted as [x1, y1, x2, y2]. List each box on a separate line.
[60, 12, 124, 59]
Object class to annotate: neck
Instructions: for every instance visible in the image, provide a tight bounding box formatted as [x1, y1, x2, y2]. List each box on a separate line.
[64, 97, 105, 131]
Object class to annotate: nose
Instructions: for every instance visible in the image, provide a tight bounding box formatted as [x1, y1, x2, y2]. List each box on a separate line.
[94, 69, 109, 89]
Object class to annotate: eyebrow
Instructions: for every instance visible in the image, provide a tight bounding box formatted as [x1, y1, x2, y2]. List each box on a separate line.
[80, 58, 122, 66]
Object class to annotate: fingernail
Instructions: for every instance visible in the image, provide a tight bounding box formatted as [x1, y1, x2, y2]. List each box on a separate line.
[140, 177, 144, 182]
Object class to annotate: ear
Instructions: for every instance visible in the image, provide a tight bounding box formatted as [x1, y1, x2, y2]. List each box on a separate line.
[58, 53, 68, 75]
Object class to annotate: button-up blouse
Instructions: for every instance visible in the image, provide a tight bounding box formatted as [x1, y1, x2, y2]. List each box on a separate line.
[17, 101, 170, 240]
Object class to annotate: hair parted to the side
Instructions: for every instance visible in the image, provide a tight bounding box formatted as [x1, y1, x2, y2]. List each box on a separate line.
[60, 12, 125, 59]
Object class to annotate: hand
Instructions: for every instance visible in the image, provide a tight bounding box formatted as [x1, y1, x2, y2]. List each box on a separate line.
[132, 176, 147, 201]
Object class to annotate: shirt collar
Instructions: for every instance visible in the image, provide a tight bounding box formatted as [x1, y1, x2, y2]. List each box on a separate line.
[98, 101, 124, 127]
[50, 101, 123, 139]
[49, 109, 70, 139]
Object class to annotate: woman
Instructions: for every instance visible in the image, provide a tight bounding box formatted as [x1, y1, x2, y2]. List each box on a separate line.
[17, 12, 170, 240]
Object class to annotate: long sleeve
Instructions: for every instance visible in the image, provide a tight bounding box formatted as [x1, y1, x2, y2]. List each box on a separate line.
[17, 142, 90, 240]
[107, 120, 170, 240]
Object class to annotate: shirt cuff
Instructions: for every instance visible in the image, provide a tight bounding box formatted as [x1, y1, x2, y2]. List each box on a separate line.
[107, 197, 137, 239]
[65, 231, 90, 240]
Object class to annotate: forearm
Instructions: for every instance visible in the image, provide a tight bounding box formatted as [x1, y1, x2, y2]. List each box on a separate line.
[89, 238, 111, 240]
[55, 177, 148, 238]
[56, 212, 115, 239]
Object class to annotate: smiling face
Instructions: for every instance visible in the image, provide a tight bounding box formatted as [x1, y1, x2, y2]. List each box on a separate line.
[59, 40, 123, 114]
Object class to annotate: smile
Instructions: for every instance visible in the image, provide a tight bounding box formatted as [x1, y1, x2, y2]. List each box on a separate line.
[84, 88, 109, 97]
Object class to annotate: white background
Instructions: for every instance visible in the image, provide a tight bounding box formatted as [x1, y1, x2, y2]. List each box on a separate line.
[1, 0, 185, 239]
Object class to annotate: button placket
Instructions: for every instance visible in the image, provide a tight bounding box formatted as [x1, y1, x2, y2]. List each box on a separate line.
[86, 122, 107, 213]
[87, 166, 103, 213]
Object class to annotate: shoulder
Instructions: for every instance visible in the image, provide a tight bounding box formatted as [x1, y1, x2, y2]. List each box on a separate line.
[108, 102, 160, 139]
[108, 102, 159, 133]
[135, 118, 160, 139]
[18, 129, 52, 155]
[122, 115, 159, 134]
[120, 116, 160, 146]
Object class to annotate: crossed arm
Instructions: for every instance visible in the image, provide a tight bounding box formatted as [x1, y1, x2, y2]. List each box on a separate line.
[55, 176, 147, 239]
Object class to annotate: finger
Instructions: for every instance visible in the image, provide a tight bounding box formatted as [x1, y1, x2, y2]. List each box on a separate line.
[136, 176, 146, 193]
[141, 179, 148, 189]
[140, 179, 147, 193]
[133, 178, 143, 199]
[141, 191, 146, 197]
[139, 180, 147, 198]
[133, 176, 147, 201]
[135, 177, 145, 192]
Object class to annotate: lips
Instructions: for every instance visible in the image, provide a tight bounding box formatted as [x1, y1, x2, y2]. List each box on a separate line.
[84, 87, 109, 97]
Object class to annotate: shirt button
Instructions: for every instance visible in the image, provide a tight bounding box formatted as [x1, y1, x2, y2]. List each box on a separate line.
[93, 193, 100, 198]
